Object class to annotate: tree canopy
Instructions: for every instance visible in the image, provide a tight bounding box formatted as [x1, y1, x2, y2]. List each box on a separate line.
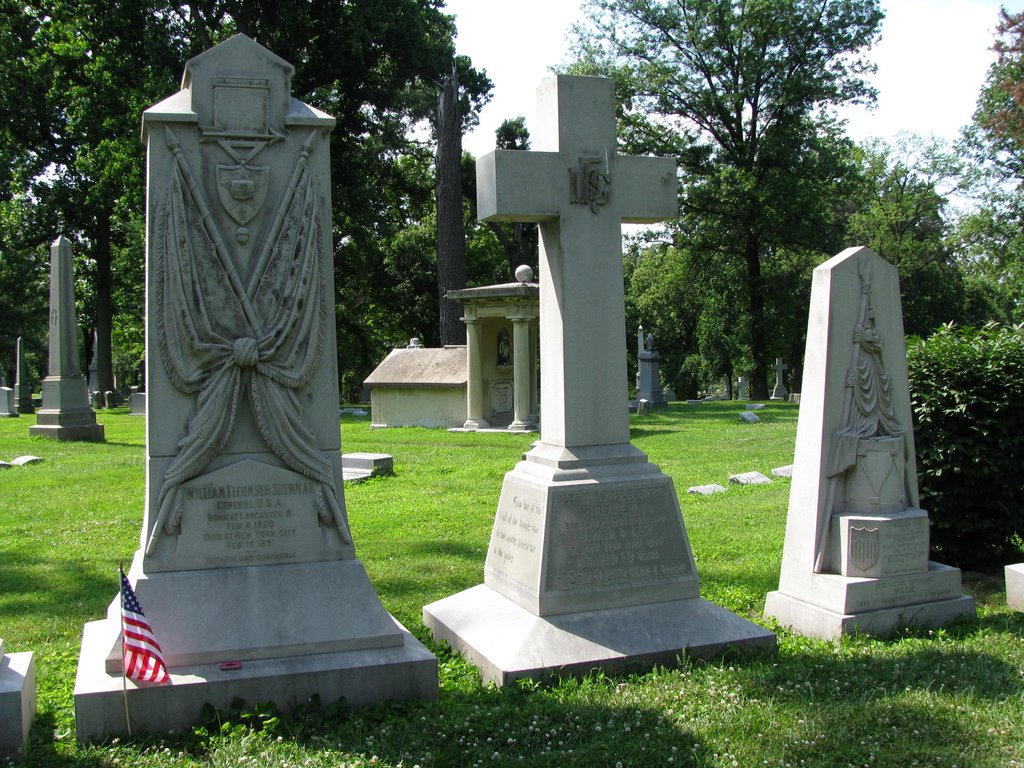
[569, 0, 883, 397]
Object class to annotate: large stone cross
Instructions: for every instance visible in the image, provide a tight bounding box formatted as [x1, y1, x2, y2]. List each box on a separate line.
[477, 76, 676, 448]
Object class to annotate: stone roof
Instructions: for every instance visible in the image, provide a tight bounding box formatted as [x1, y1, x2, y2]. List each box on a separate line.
[363, 346, 467, 389]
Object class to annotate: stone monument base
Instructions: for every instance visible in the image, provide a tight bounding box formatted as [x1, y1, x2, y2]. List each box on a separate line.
[424, 584, 775, 686]
[74, 557, 437, 741]
[75, 623, 435, 742]
[765, 562, 976, 640]
[0, 647, 36, 762]
[29, 408, 104, 442]
[423, 442, 776, 685]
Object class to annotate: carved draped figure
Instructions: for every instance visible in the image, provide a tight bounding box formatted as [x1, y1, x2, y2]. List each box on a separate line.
[147, 127, 350, 556]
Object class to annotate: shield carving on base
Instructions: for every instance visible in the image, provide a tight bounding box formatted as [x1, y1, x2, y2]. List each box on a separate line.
[217, 164, 268, 226]
[849, 525, 881, 572]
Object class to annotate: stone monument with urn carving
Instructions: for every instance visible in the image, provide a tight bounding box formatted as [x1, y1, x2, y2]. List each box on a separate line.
[765, 246, 975, 638]
[73, 35, 436, 741]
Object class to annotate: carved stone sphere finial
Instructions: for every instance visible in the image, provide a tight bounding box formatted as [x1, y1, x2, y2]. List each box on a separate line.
[515, 264, 534, 283]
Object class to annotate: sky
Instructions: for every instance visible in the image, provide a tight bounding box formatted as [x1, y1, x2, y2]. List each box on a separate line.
[442, 0, 1009, 158]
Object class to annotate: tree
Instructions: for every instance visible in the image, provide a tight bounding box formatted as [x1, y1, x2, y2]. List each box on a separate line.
[0, 1, 492, 400]
[955, 7, 1024, 323]
[847, 136, 967, 336]
[435, 63, 467, 345]
[569, 0, 883, 398]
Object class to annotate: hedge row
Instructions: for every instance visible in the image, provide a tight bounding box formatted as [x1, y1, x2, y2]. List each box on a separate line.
[907, 323, 1024, 569]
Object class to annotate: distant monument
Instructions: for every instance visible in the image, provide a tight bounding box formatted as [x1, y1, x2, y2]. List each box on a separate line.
[14, 337, 33, 414]
[636, 326, 667, 408]
[770, 357, 789, 401]
[424, 76, 774, 685]
[765, 247, 975, 638]
[447, 264, 540, 431]
[29, 236, 104, 442]
[74, 35, 435, 741]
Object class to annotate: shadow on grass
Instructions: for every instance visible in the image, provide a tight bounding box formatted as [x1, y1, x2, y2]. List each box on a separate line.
[26, 711, 107, 768]
[0, 548, 113, 618]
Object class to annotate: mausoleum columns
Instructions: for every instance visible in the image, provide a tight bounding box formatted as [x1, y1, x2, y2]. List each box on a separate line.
[508, 310, 535, 431]
[463, 313, 489, 430]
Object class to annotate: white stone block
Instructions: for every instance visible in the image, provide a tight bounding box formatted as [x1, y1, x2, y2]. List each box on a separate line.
[1006, 563, 1024, 611]
[0, 650, 36, 761]
[729, 471, 771, 486]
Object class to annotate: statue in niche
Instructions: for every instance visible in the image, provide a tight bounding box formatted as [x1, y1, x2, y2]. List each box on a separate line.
[814, 254, 916, 572]
[497, 329, 511, 366]
[147, 124, 351, 556]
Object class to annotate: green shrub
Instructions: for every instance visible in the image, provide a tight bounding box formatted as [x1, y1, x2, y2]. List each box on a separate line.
[907, 323, 1024, 569]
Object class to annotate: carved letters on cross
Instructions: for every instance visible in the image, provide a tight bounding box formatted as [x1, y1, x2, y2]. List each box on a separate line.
[569, 155, 610, 213]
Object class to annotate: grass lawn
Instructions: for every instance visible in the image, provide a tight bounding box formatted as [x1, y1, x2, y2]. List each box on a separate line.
[0, 402, 1021, 767]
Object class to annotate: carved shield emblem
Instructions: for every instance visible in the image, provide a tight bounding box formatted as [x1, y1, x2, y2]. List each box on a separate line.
[849, 526, 881, 572]
[217, 164, 268, 226]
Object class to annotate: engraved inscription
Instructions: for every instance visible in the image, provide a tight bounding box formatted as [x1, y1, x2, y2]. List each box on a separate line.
[172, 461, 338, 569]
[546, 483, 691, 591]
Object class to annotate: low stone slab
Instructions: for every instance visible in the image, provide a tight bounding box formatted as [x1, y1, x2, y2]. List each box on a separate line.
[687, 484, 727, 496]
[739, 411, 760, 423]
[771, 465, 793, 478]
[1007, 563, 1024, 611]
[729, 471, 772, 486]
[747, 403, 766, 410]
[10, 456, 41, 466]
[342, 453, 394, 482]
[0, 648, 36, 762]
[423, 584, 775, 686]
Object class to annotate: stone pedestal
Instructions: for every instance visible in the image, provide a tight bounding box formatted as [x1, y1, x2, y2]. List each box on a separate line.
[0, 387, 16, 417]
[425, 444, 774, 684]
[0, 641, 36, 762]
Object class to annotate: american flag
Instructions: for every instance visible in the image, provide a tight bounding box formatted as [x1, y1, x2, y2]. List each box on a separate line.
[119, 567, 171, 684]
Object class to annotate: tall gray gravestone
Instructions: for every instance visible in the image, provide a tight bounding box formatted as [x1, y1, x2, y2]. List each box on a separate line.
[423, 76, 775, 685]
[636, 326, 667, 408]
[74, 35, 435, 741]
[29, 236, 105, 441]
[765, 247, 975, 638]
[14, 337, 33, 414]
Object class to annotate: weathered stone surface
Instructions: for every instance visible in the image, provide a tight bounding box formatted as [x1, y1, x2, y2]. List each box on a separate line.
[729, 471, 771, 486]
[424, 76, 774, 684]
[0, 648, 35, 762]
[687, 484, 727, 495]
[765, 247, 974, 638]
[74, 34, 435, 742]
[739, 411, 760, 423]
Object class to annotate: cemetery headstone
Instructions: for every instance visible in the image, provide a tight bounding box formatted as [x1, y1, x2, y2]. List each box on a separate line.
[770, 357, 789, 400]
[1006, 564, 1024, 611]
[765, 247, 975, 638]
[729, 471, 771, 486]
[636, 326, 667, 408]
[739, 411, 760, 423]
[28, 237, 105, 442]
[736, 376, 748, 400]
[423, 75, 775, 685]
[129, 391, 146, 415]
[73, 35, 436, 741]
[688, 483, 727, 495]
[771, 465, 794, 478]
[14, 337, 33, 414]
[0, 387, 16, 417]
[87, 330, 99, 394]
[0, 639, 36, 763]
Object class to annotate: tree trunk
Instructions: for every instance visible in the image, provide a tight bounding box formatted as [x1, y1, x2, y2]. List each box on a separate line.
[95, 208, 115, 394]
[436, 65, 466, 346]
[745, 234, 770, 400]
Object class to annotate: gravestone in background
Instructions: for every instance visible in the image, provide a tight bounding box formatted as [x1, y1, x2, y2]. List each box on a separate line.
[28, 236, 105, 442]
[424, 75, 775, 685]
[74, 35, 436, 741]
[0, 387, 15, 417]
[636, 327, 667, 408]
[770, 357, 789, 401]
[765, 246, 975, 638]
[14, 337, 33, 414]
[1006, 564, 1024, 611]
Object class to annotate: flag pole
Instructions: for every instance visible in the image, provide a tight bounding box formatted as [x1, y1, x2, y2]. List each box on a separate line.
[119, 564, 133, 737]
